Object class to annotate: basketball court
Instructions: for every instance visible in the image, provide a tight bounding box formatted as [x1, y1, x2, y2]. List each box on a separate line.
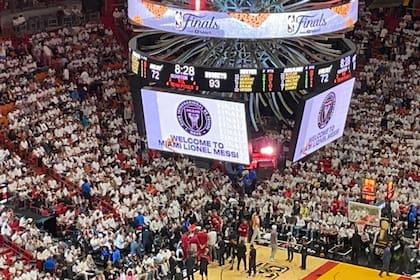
[203, 245, 411, 280]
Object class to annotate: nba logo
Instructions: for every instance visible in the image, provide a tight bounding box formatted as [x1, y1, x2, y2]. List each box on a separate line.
[287, 15, 295, 33]
[175, 11, 183, 30]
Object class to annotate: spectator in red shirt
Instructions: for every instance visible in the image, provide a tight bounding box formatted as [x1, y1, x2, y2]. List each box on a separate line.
[55, 203, 67, 215]
[238, 220, 249, 244]
[40, 206, 50, 217]
[209, 210, 222, 232]
[181, 231, 190, 258]
[197, 228, 209, 260]
[284, 188, 292, 199]
[331, 197, 340, 215]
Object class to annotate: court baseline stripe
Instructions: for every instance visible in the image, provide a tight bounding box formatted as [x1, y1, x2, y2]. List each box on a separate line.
[302, 261, 338, 280]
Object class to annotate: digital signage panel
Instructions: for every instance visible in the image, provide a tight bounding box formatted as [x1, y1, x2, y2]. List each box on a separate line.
[129, 40, 357, 94]
[141, 88, 250, 164]
[291, 78, 355, 162]
[128, 0, 358, 39]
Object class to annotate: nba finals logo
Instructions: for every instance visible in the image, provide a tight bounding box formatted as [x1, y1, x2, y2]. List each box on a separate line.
[177, 100, 212, 136]
[318, 92, 336, 129]
[175, 11, 183, 30]
[174, 11, 219, 32]
[287, 14, 327, 35]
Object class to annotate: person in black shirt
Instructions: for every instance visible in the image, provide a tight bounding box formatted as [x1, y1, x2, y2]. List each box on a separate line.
[351, 230, 362, 264]
[200, 249, 210, 280]
[237, 240, 247, 271]
[248, 244, 257, 277]
[229, 239, 237, 270]
[217, 236, 225, 266]
[142, 227, 153, 254]
[300, 237, 308, 270]
[186, 254, 196, 280]
[169, 251, 178, 279]
[174, 266, 183, 280]
[228, 226, 238, 267]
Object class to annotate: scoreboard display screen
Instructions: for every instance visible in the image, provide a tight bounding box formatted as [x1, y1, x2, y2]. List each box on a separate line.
[129, 38, 356, 93]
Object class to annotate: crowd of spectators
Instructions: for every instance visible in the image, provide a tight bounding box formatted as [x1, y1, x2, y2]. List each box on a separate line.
[0, 0, 70, 12]
[0, 147, 68, 279]
[0, 3, 418, 280]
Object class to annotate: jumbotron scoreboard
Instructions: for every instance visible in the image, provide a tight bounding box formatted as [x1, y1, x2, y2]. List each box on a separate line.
[130, 42, 356, 93]
[128, 0, 358, 164]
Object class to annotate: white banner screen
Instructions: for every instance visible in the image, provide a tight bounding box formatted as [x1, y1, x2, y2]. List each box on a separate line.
[292, 78, 355, 162]
[142, 89, 250, 164]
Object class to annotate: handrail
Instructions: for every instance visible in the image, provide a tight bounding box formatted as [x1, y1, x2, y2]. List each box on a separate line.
[2, 236, 34, 262]
[0, 231, 34, 262]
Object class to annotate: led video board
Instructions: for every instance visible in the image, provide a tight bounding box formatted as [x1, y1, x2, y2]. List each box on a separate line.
[290, 78, 355, 162]
[128, 0, 358, 39]
[141, 88, 250, 164]
[129, 38, 357, 93]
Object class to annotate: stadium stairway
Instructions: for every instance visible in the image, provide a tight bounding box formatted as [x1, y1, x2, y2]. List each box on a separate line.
[0, 235, 36, 280]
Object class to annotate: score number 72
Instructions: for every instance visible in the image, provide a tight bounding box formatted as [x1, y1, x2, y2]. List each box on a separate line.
[151, 70, 160, 80]
[320, 73, 329, 83]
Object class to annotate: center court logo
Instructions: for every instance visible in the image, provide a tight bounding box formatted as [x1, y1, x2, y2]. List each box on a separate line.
[256, 263, 289, 279]
[177, 100, 212, 136]
[318, 92, 336, 129]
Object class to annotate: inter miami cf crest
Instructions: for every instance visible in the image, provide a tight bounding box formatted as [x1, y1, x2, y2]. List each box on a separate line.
[176, 100, 212, 136]
[318, 92, 336, 129]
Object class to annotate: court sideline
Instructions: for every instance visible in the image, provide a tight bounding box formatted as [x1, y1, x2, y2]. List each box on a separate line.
[202, 245, 411, 280]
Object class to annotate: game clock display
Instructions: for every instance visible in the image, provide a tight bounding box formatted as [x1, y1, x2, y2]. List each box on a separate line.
[130, 45, 356, 93]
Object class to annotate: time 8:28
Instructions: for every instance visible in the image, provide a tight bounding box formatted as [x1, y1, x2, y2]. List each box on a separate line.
[174, 64, 195, 76]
